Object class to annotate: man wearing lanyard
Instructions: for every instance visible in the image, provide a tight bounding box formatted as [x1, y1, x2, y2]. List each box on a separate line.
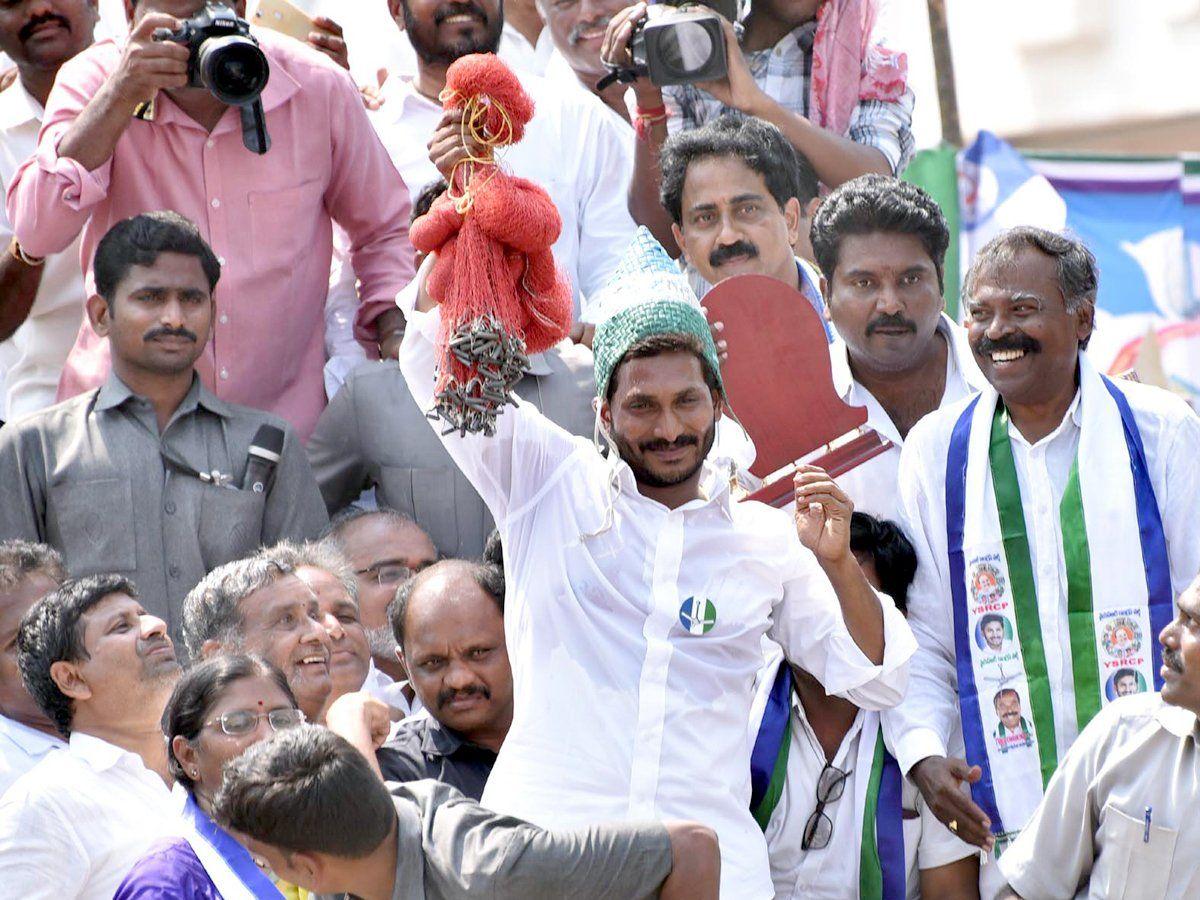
[0, 213, 327, 652]
[883, 227, 1200, 897]
[398, 232, 916, 898]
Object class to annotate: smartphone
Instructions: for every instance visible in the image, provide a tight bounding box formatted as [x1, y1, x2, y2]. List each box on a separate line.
[250, 0, 316, 43]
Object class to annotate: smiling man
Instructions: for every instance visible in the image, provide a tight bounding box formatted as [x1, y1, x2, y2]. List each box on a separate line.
[0, 212, 327, 653]
[811, 174, 986, 521]
[398, 231, 915, 898]
[0, 574, 184, 899]
[377, 558, 511, 800]
[883, 226, 1200, 898]
[183, 552, 335, 724]
[997, 574, 1200, 899]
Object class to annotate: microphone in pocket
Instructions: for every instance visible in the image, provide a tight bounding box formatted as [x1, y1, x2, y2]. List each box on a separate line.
[242, 425, 285, 493]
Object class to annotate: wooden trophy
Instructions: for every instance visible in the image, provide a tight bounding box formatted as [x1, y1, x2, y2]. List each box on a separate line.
[703, 274, 892, 509]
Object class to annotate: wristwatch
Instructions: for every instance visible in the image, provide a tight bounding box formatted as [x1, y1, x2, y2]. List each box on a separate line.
[8, 236, 44, 267]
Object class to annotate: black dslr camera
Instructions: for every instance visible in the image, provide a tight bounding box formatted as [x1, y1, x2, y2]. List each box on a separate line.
[153, 3, 271, 154]
[630, 0, 737, 87]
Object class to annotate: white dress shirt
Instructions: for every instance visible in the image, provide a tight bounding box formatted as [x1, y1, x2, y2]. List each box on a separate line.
[398, 299, 916, 899]
[765, 699, 975, 899]
[829, 314, 985, 523]
[497, 23, 556, 76]
[0, 714, 64, 799]
[370, 70, 635, 320]
[0, 731, 182, 899]
[999, 692, 1200, 899]
[0, 80, 85, 421]
[361, 658, 423, 719]
[884, 374, 1200, 783]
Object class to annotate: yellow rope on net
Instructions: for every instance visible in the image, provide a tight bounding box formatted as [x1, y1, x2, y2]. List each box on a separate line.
[439, 88, 516, 215]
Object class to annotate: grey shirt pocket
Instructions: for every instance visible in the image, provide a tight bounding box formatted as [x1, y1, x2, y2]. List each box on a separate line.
[198, 486, 267, 570]
[49, 477, 137, 574]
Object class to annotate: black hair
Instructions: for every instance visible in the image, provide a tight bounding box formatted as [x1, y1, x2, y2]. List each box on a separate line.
[1113, 667, 1139, 683]
[17, 574, 139, 737]
[93, 211, 221, 303]
[849, 512, 917, 614]
[810, 174, 949, 291]
[390, 559, 504, 649]
[482, 529, 503, 569]
[213, 726, 396, 858]
[660, 114, 818, 226]
[0, 540, 66, 594]
[979, 613, 1005, 632]
[411, 178, 449, 225]
[606, 333, 721, 405]
[163, 653, 297, 793]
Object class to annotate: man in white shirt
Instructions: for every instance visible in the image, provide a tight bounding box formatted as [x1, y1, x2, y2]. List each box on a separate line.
[0, 0, 97, 424]
[536, 0, 633, 124]
[0, 540, 66, 797]
[0, 573, 183, 899]
[883, 227, 1200, 899]
[810, 174, 986, 521]
[374, 0, 635, 321]
[754, 513, 977, 899]
[998, 574, 1200, 899]
[398, 233, 916, 898]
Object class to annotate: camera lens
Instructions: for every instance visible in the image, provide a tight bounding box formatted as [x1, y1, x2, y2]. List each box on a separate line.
[197, 35, 270, 105]
[657, 20, 715, 77]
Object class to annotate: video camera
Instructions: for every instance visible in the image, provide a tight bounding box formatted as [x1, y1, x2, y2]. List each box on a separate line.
[629, 0, 737, 87]
[153, 3, 271, 154]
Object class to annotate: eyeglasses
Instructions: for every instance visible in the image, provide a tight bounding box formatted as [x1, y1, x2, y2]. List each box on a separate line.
[355, 561, 423, 587]
[801, 762, 852, 850]
[204, 708, 305, 736]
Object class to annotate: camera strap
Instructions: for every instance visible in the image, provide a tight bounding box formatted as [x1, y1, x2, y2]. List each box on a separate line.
[239, 103, 270, 155]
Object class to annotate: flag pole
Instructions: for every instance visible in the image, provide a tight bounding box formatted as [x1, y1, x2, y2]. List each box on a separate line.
[926, 0, 963, 147]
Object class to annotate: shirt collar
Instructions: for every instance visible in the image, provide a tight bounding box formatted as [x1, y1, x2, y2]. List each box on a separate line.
[419, 717, 468, 757]
[68, 730, 139, 773]
[612, 456, 736, 516]
[0, 78, 42, 130]
[1155, 701, 1199, 740]
[0, 715, 65, 755]
[832, 311, 969, 398]
[94, 371, 233, 419]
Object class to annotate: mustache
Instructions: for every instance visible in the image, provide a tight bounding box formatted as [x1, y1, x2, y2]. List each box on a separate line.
[19, 13, 69, 43]
[437, 683, 490, 708]
[569, 14, 612, 44]
[709, 240, 758, 268]
[1164, 648, 1184, 674]
[639, 434, 699, 453]
[866, 313, 917, 336]
[143, 326, 197, 343]
[974, 332, 1041, 356]
[434, 1, 487, 25]
[137, 635, 173, 659]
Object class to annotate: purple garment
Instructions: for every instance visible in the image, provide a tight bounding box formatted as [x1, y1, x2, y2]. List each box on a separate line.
[114, 837, 224, 900]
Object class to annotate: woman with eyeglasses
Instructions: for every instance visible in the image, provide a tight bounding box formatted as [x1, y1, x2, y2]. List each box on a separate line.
[114, 653, 305, 899]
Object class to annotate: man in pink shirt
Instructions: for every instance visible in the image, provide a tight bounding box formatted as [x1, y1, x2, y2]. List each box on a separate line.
[6, 0, 414, 440]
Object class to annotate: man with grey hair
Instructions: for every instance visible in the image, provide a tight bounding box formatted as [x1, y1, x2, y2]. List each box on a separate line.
[882, 225, 1200, 898]
[182, 553, 333, 723]
[0, 541, 67, 796]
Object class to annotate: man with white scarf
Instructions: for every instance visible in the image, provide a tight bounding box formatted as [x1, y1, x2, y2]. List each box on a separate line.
[883, 226, 1200, 898]
[397, 230, 916, 899]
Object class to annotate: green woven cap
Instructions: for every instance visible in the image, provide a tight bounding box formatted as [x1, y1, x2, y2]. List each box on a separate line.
[593, 299, 724, 400]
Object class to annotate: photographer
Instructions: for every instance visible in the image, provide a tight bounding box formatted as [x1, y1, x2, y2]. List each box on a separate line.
[602, 0, 914, 252]
[6, 0, 415, 441]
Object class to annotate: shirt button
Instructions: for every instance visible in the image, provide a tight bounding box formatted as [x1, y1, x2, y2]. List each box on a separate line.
[211, 198, 220, 208]
[168, 564, 181, 579]
[219, 313, 229, 324]
[219, 368, 229, 380]
[206, 139, 215, 149]
[217, 256, 226, 266]
[164, 500, 176, 515]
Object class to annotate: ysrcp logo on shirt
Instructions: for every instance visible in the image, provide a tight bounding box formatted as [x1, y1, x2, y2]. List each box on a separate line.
[679, 597, 717, 635]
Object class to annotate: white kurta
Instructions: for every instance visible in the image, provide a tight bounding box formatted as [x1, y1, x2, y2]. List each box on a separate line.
[828, 313, 985, 524]
[399, 302, 916, 898]
[881, 369, 1200, 896]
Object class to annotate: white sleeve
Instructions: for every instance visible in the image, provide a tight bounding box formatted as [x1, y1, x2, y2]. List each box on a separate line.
[1159, 402, 1200, 597]
[324, 227, 370, 399]
[882, 429, 961, 774]
[0, 792, 87, 898]
[397, 264, 588, 525]
[769, 530, 916, 710]
[571, 98, 636, 322]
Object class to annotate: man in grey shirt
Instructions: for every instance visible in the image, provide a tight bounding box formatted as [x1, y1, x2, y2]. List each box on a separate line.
[216, 726, 720, 900]
[307, 342, 595, 559]
[0, 212, 327, 650]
